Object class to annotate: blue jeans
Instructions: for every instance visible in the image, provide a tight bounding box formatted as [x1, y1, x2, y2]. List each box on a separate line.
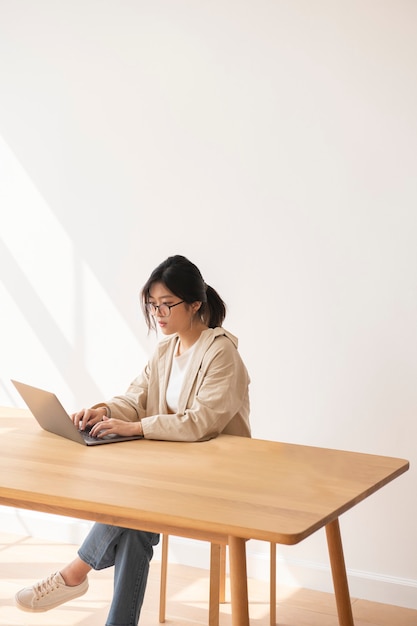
[78, 523, 160, 626]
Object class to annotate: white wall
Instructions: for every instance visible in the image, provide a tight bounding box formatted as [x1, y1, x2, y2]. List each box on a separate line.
[0, 0, 416, 609]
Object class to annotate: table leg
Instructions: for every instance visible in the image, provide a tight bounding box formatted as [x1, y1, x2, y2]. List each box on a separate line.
[228, 535, 250, 626]
[209, 543, 221, 626]
[325, 518, 355, 626]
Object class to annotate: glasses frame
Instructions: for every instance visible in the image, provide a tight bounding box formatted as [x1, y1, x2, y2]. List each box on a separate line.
[145, 300, 185, 317]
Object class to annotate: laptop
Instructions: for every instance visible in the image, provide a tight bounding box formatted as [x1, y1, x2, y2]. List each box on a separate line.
[11, 380, 144, 446]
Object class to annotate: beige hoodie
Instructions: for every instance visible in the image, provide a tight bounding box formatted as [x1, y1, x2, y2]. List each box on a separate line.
[96, 327, 251, 442]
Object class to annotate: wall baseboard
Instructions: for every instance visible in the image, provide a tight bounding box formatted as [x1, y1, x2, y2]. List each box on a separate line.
[2, 508, 415, 610]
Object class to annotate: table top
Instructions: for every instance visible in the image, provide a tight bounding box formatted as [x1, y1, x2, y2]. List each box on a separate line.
[0, 407, 409, 545]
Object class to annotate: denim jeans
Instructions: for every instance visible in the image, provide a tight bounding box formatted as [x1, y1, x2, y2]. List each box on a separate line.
[78, 523, 160, 626]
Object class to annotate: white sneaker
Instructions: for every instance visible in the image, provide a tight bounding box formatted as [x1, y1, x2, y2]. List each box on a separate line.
[15, 572, 88, 612]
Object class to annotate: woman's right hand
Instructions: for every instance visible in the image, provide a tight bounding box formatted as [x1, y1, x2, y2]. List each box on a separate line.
[71, 407, 107, 431]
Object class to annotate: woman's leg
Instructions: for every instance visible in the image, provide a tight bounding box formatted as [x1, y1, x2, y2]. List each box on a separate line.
[78, 523, 160, 626]
[16, 522, 159, 624]
[60, 557, 91, 585]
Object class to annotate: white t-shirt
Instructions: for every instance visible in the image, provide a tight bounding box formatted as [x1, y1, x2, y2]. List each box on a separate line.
[166, 340, 197, 413]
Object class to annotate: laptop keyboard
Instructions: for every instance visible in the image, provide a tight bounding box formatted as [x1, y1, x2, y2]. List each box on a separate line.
[79, 429, 119, 443]
[79, 430, 100, 443]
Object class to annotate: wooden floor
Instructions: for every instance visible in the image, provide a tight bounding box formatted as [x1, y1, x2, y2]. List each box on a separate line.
[0, 532, 415, 626]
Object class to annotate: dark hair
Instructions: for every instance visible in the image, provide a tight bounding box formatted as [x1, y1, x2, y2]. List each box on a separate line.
[141, 255, 226, 330]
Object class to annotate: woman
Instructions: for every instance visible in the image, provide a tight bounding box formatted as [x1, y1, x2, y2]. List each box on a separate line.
[15, 254, 251, 625]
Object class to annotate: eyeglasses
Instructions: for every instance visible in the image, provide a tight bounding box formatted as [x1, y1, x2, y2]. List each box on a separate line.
[145, 301, 185, 317]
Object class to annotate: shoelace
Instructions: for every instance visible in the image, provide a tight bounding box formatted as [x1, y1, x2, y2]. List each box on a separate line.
[33, 573, 60, 599]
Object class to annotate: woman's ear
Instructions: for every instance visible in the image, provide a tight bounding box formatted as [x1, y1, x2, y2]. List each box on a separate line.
[192, 301, 202, 313]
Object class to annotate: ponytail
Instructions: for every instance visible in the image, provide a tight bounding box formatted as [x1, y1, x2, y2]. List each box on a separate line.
[201, 284, 226, 328]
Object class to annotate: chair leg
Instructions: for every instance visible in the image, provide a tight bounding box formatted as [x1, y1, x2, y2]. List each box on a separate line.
[219, 543, 227, 603]
[159, 534, 169, 623]
[160, 537, 225, 625]
[270, 542, 276, 626]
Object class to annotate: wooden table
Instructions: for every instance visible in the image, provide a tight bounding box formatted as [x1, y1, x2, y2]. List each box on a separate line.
[0, 407, 409, 626]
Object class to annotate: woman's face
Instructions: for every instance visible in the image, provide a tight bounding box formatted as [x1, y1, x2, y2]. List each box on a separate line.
[147, 282, 193, 336]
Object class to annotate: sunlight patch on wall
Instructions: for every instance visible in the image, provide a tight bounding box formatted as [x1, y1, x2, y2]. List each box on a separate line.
[0, 135, 147, 408]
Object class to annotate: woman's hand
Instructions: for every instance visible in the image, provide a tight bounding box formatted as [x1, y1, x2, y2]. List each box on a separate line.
[89, 416, 143, 439]
[71, 407, 107, 431]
